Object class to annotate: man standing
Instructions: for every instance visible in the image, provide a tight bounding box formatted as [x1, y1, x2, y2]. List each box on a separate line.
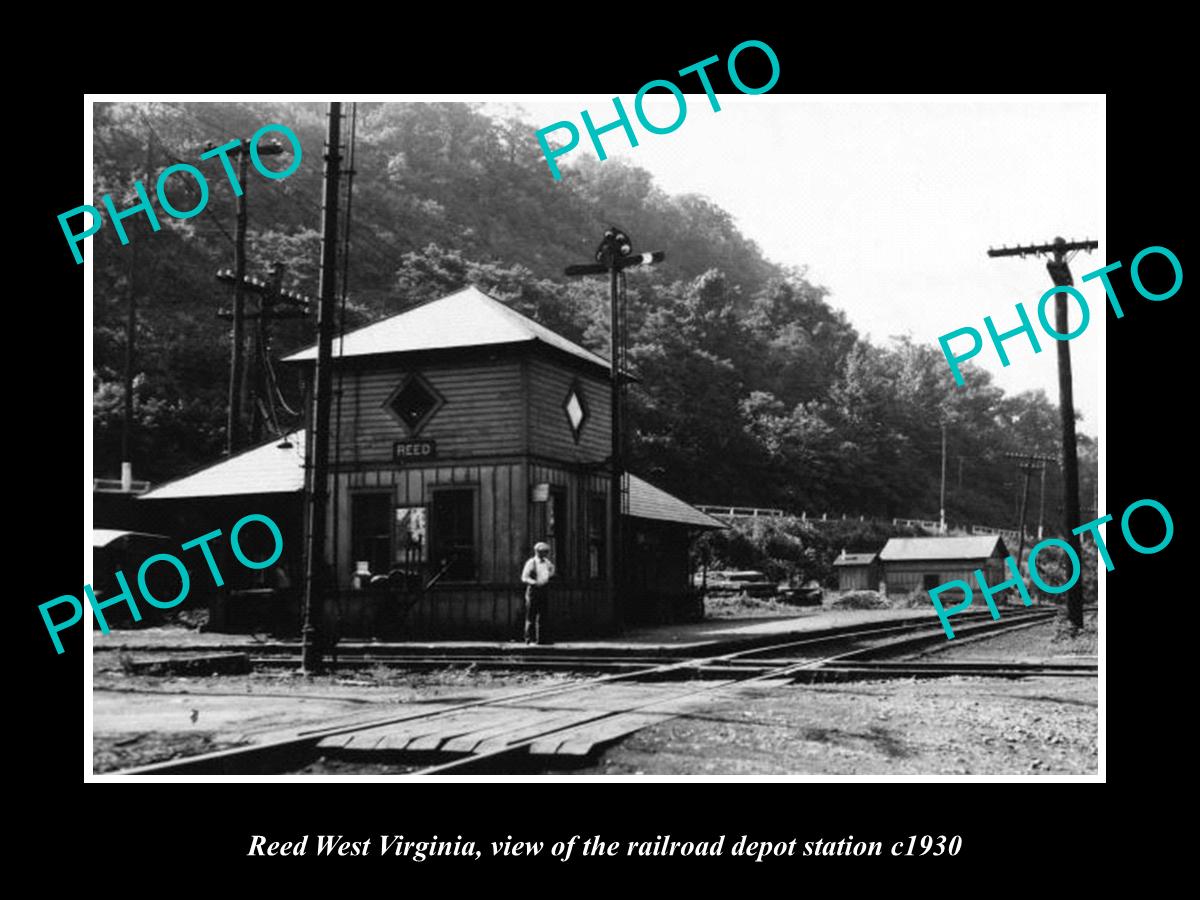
[521, 541, 555, 645]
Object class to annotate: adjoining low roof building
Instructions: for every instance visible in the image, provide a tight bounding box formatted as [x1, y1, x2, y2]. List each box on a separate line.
[877, 536, 1008, 596]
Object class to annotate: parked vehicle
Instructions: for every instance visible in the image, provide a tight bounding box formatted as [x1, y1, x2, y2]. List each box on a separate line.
[778, 580, 824, 606]
[696, 570, 778, 598]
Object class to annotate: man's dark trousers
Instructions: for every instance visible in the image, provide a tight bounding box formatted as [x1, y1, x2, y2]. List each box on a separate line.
[525, 584, 548, 644]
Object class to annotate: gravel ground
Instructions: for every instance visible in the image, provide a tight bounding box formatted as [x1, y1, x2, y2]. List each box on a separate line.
[916, 614, 1098, 662]
[569, 676, 1097, 776]
[93, 617, 1099, 776]
[292, 757, 427, 775]
[94, 732, 247, 773]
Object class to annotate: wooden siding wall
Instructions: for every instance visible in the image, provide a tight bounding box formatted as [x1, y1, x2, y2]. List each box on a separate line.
[837, 566, 878, 592]
[337, 358, 524, 463]
[527, 461, 610, 583]
[883, 558, 1004, 595]
[311, 349, 622, 638]
[327, 461, 615, 639]
[526, 357, 610, 463]
[333, 462, 528, 586]
[626, 525, 690, 596]
[327, 584, 612, 641]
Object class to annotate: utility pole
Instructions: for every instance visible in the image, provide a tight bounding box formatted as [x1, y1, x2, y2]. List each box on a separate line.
[1003, 451, 1055, 572]
[216, 263, 312, 445]
[227, 144, 249, 454]
[565, 227, 664, 628]
[122, 125, 155, 490]
[939, 421, 948, 534]
[213, 136, 286, 455]
[1037, 463, 1047, 541]
[246, 264, 282, 445]
[331, 102, 359, 599]
[301, 102, 342, 675]
[988, 236, 1096, 629]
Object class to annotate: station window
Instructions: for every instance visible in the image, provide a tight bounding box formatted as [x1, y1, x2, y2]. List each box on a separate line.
[430, 488, 477, 581]
[588, 493, 607, 580]
[351, 493, 392, 578]
[394, 506, 428, 571]
[548, 487, 568, 578]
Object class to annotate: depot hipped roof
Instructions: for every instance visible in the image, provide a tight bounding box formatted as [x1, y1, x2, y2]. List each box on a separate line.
[283, 285, 611, 371]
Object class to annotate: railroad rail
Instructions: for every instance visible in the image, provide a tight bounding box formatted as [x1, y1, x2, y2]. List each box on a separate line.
[106, 607, 1086, 776]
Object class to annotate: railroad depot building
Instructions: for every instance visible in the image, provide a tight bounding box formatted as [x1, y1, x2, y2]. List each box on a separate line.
[138, 286, 724, 639]
[877, 536, 1008, 597]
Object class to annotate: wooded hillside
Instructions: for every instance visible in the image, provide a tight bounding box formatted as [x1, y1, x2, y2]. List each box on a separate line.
[91, 101, 1097, 531]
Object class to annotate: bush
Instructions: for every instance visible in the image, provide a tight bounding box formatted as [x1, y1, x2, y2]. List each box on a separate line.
[829, 590, 891, 610]
[1018, 537, 1099, 605]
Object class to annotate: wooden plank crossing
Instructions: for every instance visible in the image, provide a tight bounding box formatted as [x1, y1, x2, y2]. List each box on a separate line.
[314, 679, 792, 760]
[529, 678, 795, 756]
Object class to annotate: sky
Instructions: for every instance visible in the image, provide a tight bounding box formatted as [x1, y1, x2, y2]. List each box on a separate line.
[504, 96, 1104, 437]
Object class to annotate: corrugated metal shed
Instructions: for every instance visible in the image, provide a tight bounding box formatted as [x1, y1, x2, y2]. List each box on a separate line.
[139, 431, 723, 530]
[879, 536, 1006, 562]
[283, 285, 611, 372]
[139, 435, 307, 500]
[627, 475, 727, 530]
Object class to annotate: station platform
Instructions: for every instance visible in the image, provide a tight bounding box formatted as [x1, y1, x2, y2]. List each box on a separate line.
[91, 607, 944, 659]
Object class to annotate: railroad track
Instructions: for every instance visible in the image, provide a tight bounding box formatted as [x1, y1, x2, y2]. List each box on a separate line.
[108, 608, 1078, 776]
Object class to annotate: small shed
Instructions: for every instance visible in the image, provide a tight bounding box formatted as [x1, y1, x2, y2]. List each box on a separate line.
[832, 551, 881, 592]
[878, 536, 1008, 597]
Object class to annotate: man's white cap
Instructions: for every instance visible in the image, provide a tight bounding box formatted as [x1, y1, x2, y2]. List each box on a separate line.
[534, 542, 550, 552]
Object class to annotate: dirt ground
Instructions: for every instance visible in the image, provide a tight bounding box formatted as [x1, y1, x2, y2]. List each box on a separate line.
[92, 661, 585, 773]
[570, 675, 1097, 776]
[93, 617, 1099, 776]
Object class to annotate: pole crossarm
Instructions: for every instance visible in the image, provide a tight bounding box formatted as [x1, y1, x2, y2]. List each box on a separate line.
[987, 238, 1098, 258]
[565, 251, 665, 276]
[216, 269, 313, 308]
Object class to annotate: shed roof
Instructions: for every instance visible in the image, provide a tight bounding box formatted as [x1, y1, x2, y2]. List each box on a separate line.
[139, 436, 308, 500]
[626, 475, 727, 530]
[879, 536, 1006, 562]
[139, 431, 724, 530]
[834, 552, 879, 567]
[93, 529, 171, 548]
[283, 285, 611, 372]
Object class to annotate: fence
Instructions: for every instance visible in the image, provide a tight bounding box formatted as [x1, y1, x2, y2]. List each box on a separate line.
[697, 504, 1033, 542]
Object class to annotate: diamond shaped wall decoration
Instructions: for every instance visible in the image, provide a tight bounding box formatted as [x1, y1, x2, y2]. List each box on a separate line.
[563, 380, 588, 442]
[384, 372, 445, 436]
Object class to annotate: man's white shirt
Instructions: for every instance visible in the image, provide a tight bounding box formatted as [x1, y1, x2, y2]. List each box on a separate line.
[523, 557, 555, 586]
